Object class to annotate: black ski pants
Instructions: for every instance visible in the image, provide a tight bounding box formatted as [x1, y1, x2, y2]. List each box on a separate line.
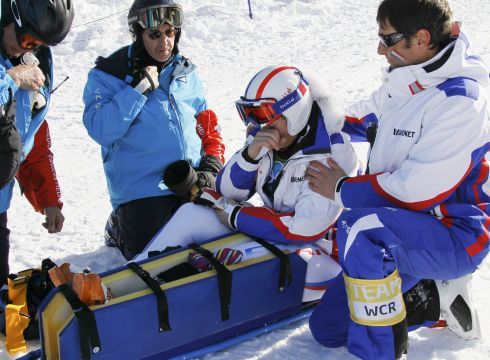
[107, 195, 183, 260]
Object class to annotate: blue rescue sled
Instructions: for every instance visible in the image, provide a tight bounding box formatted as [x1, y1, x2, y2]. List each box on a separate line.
[37, 233, 308, 359]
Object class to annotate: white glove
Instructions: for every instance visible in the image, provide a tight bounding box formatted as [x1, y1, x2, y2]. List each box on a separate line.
[193, 187, 242, 229]
[29, 90, 46, 110]
[134, 66, 159, 94]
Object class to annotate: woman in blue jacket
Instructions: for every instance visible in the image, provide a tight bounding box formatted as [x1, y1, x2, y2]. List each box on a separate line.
[82, 0, 223, 260]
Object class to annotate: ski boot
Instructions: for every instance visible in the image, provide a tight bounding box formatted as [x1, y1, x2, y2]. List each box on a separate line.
[104, 214, 118, 248]
[435, 273, 481, 340]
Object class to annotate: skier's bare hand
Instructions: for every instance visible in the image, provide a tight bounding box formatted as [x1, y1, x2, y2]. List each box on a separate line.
[306, 158, 347, 200]
[247, 127, 280, 159]
[42, 206, 65, 233]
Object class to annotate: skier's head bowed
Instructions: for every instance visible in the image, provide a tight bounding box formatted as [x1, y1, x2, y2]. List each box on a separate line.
[1, 0, 74, 58]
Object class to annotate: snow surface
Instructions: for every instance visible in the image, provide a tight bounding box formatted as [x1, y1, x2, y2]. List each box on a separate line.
[1, 0, 490, 358]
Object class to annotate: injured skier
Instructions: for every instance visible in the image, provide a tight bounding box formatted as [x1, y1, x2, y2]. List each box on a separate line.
[132, 65, 360, 302]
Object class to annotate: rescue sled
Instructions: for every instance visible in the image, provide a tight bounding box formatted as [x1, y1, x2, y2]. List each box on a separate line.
[37, 232, 308, 359]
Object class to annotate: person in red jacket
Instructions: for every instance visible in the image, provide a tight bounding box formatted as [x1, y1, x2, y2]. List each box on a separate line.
[16, 121, 64, 232]
[0, 120, 64, 286]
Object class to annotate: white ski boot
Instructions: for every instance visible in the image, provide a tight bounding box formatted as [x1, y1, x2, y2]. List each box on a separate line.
[435, 273, 481, 340]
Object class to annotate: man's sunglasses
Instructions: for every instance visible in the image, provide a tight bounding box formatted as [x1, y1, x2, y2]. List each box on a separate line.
[15, 27, 44, 50]
[146, 27, 177, 40]
[378, 32, 405, 47]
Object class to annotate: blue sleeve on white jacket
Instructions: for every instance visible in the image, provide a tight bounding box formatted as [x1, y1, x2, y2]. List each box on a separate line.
[234, 206, 332, 245]
[217, 147, 259, 201]
[82, 68, 147, 147]
[342, 89, 382, 142]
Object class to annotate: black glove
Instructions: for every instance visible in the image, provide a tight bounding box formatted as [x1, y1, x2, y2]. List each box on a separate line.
[130, 66, 158, 95]
[0, 115, 22, 189]
[195, 155, 223, 191]
[163, 156, 223, 201]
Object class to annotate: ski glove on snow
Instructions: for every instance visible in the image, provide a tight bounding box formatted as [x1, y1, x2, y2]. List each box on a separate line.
[193, 187, 241, 229]
[163, 155, 223, 201]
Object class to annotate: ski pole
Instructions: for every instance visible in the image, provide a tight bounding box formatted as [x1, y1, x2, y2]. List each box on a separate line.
[247, 0, 253, 19]
[51, 75, 70, 94]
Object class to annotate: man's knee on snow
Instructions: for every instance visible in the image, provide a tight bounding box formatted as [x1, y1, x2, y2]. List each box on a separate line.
[309, 313, 347, 348]
[309, 273, 350, 348]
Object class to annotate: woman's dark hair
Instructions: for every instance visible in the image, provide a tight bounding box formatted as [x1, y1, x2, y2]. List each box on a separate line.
[377, 0, 452, 50]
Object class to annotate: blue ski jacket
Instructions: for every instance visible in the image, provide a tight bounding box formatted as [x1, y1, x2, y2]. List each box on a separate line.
[83, 47, 207, 209]
[0, 47, 53, 213]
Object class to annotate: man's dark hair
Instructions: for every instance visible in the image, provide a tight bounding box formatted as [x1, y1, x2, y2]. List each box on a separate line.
[377, 0, 452, 50]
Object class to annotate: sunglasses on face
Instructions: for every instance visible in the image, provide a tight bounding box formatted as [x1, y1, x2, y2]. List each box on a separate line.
[146, 27, 177, 40]
[14, 27, 45, 50]
[378, 32, 405, 47]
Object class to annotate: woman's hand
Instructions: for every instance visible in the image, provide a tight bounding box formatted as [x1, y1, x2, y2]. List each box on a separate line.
[247, 127, 280, 159]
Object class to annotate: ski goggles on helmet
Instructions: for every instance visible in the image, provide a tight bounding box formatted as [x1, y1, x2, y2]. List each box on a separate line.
[378, 32, 405, 47]
[235, 79, 308, 127]
[129, 5, 184, 30]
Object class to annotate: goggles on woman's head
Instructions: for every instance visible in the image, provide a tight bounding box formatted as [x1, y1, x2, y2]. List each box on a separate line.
[235, 80, 308, 127]
[235, 98, 280, 127]
[130, 5, 184, 30]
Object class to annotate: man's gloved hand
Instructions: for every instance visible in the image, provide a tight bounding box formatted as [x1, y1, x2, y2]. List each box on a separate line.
[193, 187, 241, 229]
[163, 156, 223, 201]
[131, 65, 159, 94]
[196, 110, 225, 164]
[194, 155, 222, 194]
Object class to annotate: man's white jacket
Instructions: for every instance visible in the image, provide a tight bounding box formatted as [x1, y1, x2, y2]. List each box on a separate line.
[340, 25, 490, 265]
[217, 91, 358, 244]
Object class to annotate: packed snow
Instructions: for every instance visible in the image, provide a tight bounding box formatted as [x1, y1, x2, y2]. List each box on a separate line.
[1, 0, 489, 358]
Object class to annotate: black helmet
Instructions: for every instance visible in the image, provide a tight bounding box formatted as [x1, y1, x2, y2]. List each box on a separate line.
[128, 0, 183, 35]
[9, 0, 74, 46]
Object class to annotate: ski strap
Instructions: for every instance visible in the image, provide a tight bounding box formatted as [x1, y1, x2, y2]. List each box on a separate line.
[189, 243, 232, 321]
[127, 262, 171, 332]
[58, 284, 101, 360]
[251, 237, 292, 292]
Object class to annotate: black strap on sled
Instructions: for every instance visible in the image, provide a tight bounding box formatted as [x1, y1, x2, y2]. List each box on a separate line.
[58, 284, 101, 360]
[252, 237, 292, 292]
[127, 262, 171, 332]
[189, 243, 232, 321]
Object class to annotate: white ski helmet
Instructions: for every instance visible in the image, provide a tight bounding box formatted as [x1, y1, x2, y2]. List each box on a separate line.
[236, 66, 313, 136]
